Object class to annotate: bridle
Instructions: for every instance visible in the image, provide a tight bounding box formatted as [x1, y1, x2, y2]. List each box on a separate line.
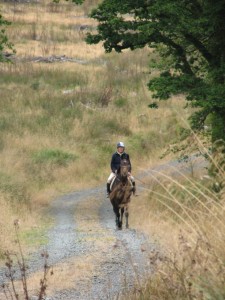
[119, 159, 130, 183]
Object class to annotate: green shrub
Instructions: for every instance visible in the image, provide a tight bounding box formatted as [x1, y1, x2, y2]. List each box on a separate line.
[32, 149, 77, 166]
[31, 81, 40, 90]
[0, 117, 11, 131]
[114, 97, 128, 108]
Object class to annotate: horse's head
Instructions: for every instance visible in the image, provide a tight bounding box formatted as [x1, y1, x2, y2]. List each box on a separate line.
[119, 159, 130, 180]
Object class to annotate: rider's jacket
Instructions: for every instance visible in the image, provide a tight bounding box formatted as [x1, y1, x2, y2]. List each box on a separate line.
[110, 152, 131, 173]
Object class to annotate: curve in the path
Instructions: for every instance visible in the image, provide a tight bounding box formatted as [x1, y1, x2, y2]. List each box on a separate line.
[0, 156, 207, 299]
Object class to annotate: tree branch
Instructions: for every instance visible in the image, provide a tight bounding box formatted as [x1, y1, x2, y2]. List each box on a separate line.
[183, 32, 214, 65]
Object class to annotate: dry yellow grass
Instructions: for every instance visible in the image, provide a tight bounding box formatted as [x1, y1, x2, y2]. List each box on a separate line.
[0, 255, 95, 299]
[24, 256, 94, 296]
[14, 42, 103, 59]
[129, 150, 225, 299]
[0, 194, 16, 256]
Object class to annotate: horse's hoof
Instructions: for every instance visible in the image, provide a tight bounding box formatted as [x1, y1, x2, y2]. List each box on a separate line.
[116, 222, 122, 229]
[116, 223, 121, 230]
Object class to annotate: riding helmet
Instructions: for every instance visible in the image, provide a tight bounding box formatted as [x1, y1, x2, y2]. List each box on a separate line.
[117, 142, 125, 148]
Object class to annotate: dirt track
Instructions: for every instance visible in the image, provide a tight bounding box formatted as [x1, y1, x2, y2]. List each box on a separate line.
[38, 186, 153, 299]
[0, 156, 207, 299]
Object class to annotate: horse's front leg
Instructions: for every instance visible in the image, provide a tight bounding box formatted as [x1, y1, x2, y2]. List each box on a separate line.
[113, 205, 120, 228]
[120, 207, 124, 228]
[125, 205, 129, 229]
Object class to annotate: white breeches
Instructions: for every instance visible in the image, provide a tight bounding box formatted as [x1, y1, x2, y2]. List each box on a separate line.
[107, 172, 135, 183]
[107, 172, 116, 183]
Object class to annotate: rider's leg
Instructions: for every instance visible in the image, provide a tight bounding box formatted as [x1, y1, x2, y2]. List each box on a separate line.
[106, 183, 111, 195]
[107, 172, 116, 196]
[129, 175, 136, 195]
[132, 181, 136, 195]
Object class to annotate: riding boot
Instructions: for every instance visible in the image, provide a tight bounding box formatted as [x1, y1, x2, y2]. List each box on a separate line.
[106, 183, 111, 197]
[132, 182, 136, 195]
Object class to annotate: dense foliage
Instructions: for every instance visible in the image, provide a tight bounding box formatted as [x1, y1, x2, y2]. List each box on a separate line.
[75, 0, 225, 142]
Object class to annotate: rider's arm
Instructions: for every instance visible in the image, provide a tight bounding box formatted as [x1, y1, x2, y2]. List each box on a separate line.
[110, 153, 117, 173]
[127, 154, 132, 172]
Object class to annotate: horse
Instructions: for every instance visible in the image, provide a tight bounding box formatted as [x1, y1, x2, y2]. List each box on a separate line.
[109, 159, 134, 229]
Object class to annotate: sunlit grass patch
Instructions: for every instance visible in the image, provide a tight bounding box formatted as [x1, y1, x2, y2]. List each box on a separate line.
[19, 225, 49, 248]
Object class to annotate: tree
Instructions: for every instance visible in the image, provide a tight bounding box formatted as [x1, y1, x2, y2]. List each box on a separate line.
[74, 0, 225, 143]
[0, 13, 13, 61]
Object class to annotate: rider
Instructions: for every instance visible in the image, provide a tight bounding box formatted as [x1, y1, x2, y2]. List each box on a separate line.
[106, 142, 136, 196]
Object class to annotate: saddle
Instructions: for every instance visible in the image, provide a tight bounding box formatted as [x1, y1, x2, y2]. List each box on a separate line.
[110, 175, 132, 192]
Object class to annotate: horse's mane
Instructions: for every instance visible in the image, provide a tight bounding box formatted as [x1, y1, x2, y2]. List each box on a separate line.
[114, 159, 130, 185]
[120, 158, 129, 166]
[118, 159, 130, 174]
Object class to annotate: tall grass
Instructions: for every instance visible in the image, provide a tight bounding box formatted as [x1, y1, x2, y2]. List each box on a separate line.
[0, 221, 53, 300]
[129, 142, 225, 300]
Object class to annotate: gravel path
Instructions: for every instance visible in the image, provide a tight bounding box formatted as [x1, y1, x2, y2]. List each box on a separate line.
[43, 186, 153, 300]
[0, 156, 207, 299]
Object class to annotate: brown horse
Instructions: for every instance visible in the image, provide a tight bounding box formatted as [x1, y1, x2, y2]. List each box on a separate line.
[109, 159, 133, 229]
